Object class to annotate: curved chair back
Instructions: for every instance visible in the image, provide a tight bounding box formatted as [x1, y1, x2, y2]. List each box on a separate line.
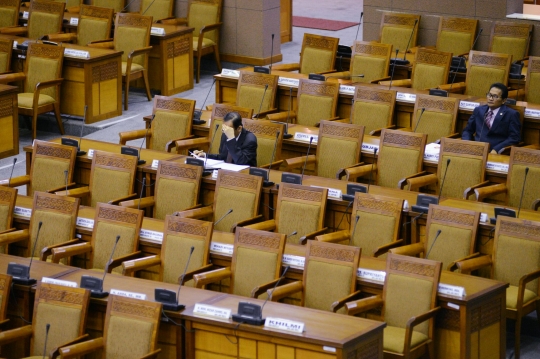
[114, 13, 152, 67]
[188, 0, 222, 45]
[0, 274, 11, 323]
[506, 147, 540, 208]
[349, 41, 392, 84]
[208, 103, 254, 155]
[77, 5, 114, 46]
[92, 0, 125, 12]
[489, 21, 532, 64]
[351, 86, 395, 134]
[140, 0, 173, 21]
[24, 43, 64, 101]
[27, 0, 65, 39]
[242, 118, 284, 168]
[412, 94, 458, 144]
[295, 79, 339, 127]
[298, 33, 339, 75]
[379, 12, 421, 52]
[0, 0, 20, 28]
[150, 96, 195, 152]
[29, 141, 77, 196]
[0, 38, 12, 74]
[525, 56, 540, 104]
[436, 17, 478, 56]
[465, 51, 511, 97]
[410, 48, 452, 90]
[236, 71, 278, 116]
[0, 186, 16, 254]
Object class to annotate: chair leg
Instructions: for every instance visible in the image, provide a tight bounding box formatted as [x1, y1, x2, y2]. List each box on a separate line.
[54, 103, 65, 135]
[196, 51, 201, 84]
[515, 316, 522, 359]
[213, 45, 222, 72]
[31, 111, 38, 140]
[124, 79, 129, 111]
[142, 70, 152, 102]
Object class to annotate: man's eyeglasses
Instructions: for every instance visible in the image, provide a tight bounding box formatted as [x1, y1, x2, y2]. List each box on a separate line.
[486, 93, 501, 100]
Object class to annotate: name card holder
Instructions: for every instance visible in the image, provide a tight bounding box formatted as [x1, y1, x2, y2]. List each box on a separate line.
[22, 11, 29, 19]
[110, 289, 147, 300]
[42, 277, 78, 287]
[64, 49, 90, 59]
[438, 283, 466, 297]
[151, 159, 159, 168]
[76, 217, 94, 228]
[278, 77, 300, 87]
[282, 254, 305, 268]
[293, 132, 318, 143]
[486, 162, 509, 173]
[210, 242, 234, 255]
[150, 27, 165, 35]
[525, 108, 540, 118]
[87, 149, 95, 158]
[339, 85, 355, 94]
[357, 268, 386, 282]
[193, 303, 231, 320]
[423, 153, 440, 162]
[211, 170, 219, 179]
[139, 229, 163, 242]
[311, 185, 342, 199]
[221, 69, 240, 78]
[459, 101, 480, 110]
[69, 17, 79, 25]
[396, 92, 416, 102]
[14, 207, 32, 218]
[361, 144, 379, 153]
[264, 317, 305, 333]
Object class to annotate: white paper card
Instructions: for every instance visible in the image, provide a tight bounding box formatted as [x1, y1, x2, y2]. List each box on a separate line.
[282, 254, 305, 268]
[13, 41, 17, 48]
[150, 27, 165, 35]
[76, 217, 94, 228]
[361, 143, 379, 153]
[447, 302, 460, 310]
[396, 92, 416, 102]
[87, 149, 94, 158]
[193, 303, 231, 319]
[221, 69, 240, 78]
[204, 159, 224, 168]
[265, 317, 304, 333]
[278, 77, 300, 87]
[110, 289, 147, 300]
[486, 162, 509, 173]
[64, 49, 90, 58]
[480, 213, 488, 223]
[139, 229, 163, 242]
[424, 143, 441, 161]
[525, 108, 540, 118]
[357, 268, 386, 282]
[23, 11, 29, 19]
[459, 101, 480, 110]
[438, 283, 466, 297]
[403, 200, 409, 209]
[210, 242, 234, 255]
[14, 207, 32, 218]
[311, 185, 342, 199]
[323, 346, 337, 353]
[69, 17, 79, 25]
[218, 163, 250, 172]
[42, 277, 78, 287]
[293, 132, 318, 143]
[339, 85, 355, 94]
[151, 159, 159, 168]
[212, 170, 218, 179]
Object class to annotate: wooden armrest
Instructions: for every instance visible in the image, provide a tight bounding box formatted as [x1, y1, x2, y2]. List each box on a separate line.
[193, 267, 232, 288]
[35, 78, 63, 91]
[44, 33, 78, 43]
[165, 135, 195, 153]
[314, 117, 339, 127]
[119, 129, 148, 145]
[400, 173, 437, 191]
[0, 325, 33, 345]
[234, 215, 264, 229]
[0, 27, 27, 36]
[108, 193, 138, 205]
[267, 281, 303, 302]
[498, 143, 524, 156]
[266, 111, 296, 123]
[315, 230, 350, 243]
[520, 268, 540, 287]
[455, 254, 492, 275]
[40, 239, 80, 262]
[59, 337, 104, 358]
[379, 79, 412, 88]
[251, 278, 281, 298]
[325, 71, 350, 79]
[128, 46, 153, 59]
[448, 252, 481, 272]
[473, 183, 506, 202]
[259, 160, 284, 170]
[0, 318, 9, 328]
[438, 82, 466, 93]
[175, 137, 210, 154]
[50, 334, 89, 359]
[175, 206, 213, 220]
[533, 199, 540, 211]
[55, 186, 90, 198]
[231, 214, 263, 232]
[0, 228, 16, 235]
[0, 174, 30, 187]
[271, 63, 300, 72]
[139, 349, 162, 359]
[253, 108, 279, 119]
[200, 23, 222, 35]
[87, 40, 114, 49]
[338, 163, 374, 181]
[122, 255, 161, 276]
[51, 242, 92, 263]
[331, 290, 362, 313]
[159, 18, 187, 25]
[285, 155, 316, 171]
[345, 295, 383, 316]
[373, 239, 404, 257]
[107, 251, 142, 273]
[47, 182, 77, 193]
[299, 228, 328, 245]
[369, 125, 396, 136]
[389, 242, 424, 257]
[370, 76, 390, 84]
[0, 229, 29, 246]
[183, 263, 213, 283]
[406, 307, 440, 332]
[119, 196, 155, 210]
[244, 219, 276, 232]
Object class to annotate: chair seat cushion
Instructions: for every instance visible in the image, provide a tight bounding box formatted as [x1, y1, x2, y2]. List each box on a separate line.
[18, 93, 56, 109]
[121, 62, 144, 75]
[193, 37, 215, 51]
[506, 285, 538, 310]
[383, 326, 429, 354]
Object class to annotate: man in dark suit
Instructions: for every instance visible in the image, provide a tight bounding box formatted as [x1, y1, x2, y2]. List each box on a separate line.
[193, 112, 257, 166]
[462, 83, 521, 154]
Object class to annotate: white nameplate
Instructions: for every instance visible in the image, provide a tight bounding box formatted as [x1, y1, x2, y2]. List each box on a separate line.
[193, 303, 231, 319]
[396, 92, 416, 102]
[150, 27, 165, 35]
[212, 169, 218, 179]
[23, 11, 29, 19]
[357, 268, 386, 282]
[525, 108, 540, 118]
[323, 346, 337, 353]
[282, 254, 305, 268]
[14, 206, 32, 218]
[278, 77, 300, 87]
[486, 162, 509, 173]
[311, 185, 342, 199]
[64, 49, 89, 59]
[438, 283, 466, 297]
[42, 277, 77, 287]
[139, 229, 163, 242]
[151, 159, 159, 168]
[459, 101, 480, 110]
[403, 199, 409, 209]
[265, 317, 304, 333]
[210, 242, 234, 255]
[339, 85, 355, 94]
[13, 41, 17, 48]
[69, 17, 79, 25]
[87, 149, 94, 158]
[423, 152, 439, 161]
[447, 302, 460, 310]
[221, 69, 240, 78]
[76, 217, 94, 228]
[361, 143, 379, 153]
[293, 132, 318, 143]
[110, 289, 147, 300]
[480, 213, 488, 223]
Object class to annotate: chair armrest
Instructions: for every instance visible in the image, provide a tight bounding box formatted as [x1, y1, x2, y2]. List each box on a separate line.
[128, 46, 153, 59]
[369, 125, 396, 136]
[284, 155, 316, 171]
[108, 193, 138, 205]
[193, 267, 232, 288]
[518, 270, 540, 308]
[165, 135, 195, 153]
[267, 281, 303, 302]
[389, 242, 424, 257]
[55, 186, 90, 198]
[447, 252, 481, 271]
[175, 206, 213, 220]
[325, 71, 350, 79]
[35, 78, 63, 91]
[498, 142, 524, 156]
[473, 183, 506, 202]
[175, 137, 210, 154]
[139, 349, 162, 359]
[369, 76, 391, 84]
[251, 278, 281, 298]
[299, 227, 328, 245]
[244, 219, 276, 232]
[315, 230, 350, 243]
[87, 40, 114, 49]
[534, 199, 540, 211]
[0, 325, 33, 345]
[337, 163, 373, 181]
[0, 229, 29, 246]
[0, 228, 16, 235]
[44, 33, 77, 43]
[159, 18, 187, 25]
[47, 182, 77, 193]
[233, 215, 264, 230]
[438, 82, 466, 93]
[59, 337, 104, 359]
[404, 307, 440, 352]
[0, 174, 30, 187]
[253, 108, 279, 119]
[331, 290, 362, 313]
[271, 63, 300, 72]
[259, 159, 284, 170]
[183, 263, 213, 283]
[199, 23, 222, 35]
[107, 251, 142, 273]
[122, 255, 161, 276]
[379, 79, 412, 88]
[119, 196, 155, 210]
[455, 254, 492, 275]
[50, 334, 89, 359]
[51, 242, 92, 263]
[345, 295, 384, 316]
[119, 129, 148, 145]
[0, 27, 27, 36]
[41, 239, 80, 262]
[266, 111, 296, 123]
[373, 239, 404, 257]
[400, 173, 437, 191]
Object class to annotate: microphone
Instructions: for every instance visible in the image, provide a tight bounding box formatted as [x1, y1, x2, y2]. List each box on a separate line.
[141, 0, 156, 16]
[7, 221, 42, 285]
[390, 20, 418, 65]
[413, 108, 426, 132]
[471, 28, 483, 50]
[214, 209, 233, 225]
[283, 87, 293, 139]
[517, 167, 529, 218]
[42, 323, 50, 359]
[300, 137, 314, 182]
[254, 84, 269, 118]
[269, 33, 274, 72]
[354, 12, 364, 42]
[194, 79, 216, 124]
[64, 170, 68, 194]
[204, 123, 220, 170]
[437, 158, 451, 204]
[447, 56, 464, 95]
[388, 49, 399, 90]
[425, 229, 442, 259]
[288, 231, 297, 237]
[7, 158, 17, 187]
[367, 148, 378, 192]
[155, 246, 195, 311]
[76, 106, 87, 156]
[402, 212, 423, 232]
[80, 235, 121, 298]
[121, 0, 138, 12]
[263, 131, 280, 187]
[349, 215, 360, 245]
[137, 177, 146, 211]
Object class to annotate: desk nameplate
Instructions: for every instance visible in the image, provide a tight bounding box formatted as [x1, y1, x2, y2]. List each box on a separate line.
[76, 217, 94, 228]
[110, 289, 147, 300]
[14, 207, 32, 218]
[265, 317, 305, 333]
[193, 303, 231, 320]
[278, 77, 300, 87]
[42, 277, 78, 287]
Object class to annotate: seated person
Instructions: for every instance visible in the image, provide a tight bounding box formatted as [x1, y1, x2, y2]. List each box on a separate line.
[462, 83, 521, 154]
[194, 112, 257, 166]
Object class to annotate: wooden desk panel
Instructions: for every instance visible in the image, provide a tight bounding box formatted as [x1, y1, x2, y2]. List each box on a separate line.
[0, 85, 18, 159]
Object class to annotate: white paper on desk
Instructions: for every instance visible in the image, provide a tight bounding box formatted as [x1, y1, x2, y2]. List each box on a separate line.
[217, 163, 250, 172]
[423, 143, 440, 161]
[204, 159, 224, 168]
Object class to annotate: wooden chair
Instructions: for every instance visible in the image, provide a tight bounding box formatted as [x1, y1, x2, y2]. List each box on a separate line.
[0, 0, 65, 39]
[123, 216, 213, 286]
[0, 0, 20, 29]
[193, 227, 286, 298]
[235, 71, 279, 118]
[56, 150, 138, 207]
[0, 282, 90, 358]
[345, 254, 442, 359]
[92, 0, 125, 12]
[120, 161, 203, 220]
[339, 129, 427, 189]
[349, 85, 396, 135]
[489, 21, 533, 64]
[266, 79, 339, 127]
[456, 216, 540, 359]
[0, 274, 11, 326]
[524, 56, 540, 104]
[436, 16, 479, 56]
[379, 12, 421, 52]
[317, 192, 404, 258]
[0, 140, 76, 196]
[52, 203, 144, 273]
[331, 41, 393, 83]
[284, 121, 365, 179]
[0, 186, 16, 254]
[50, 0, 82, 13]
[176, 170, 263, 232]
[0, 38, 12, 74]
[59, 295, 161, 359]
[268, 241, 361, 313]
[241, 183, 328, 245]
[119, 96, 196, 153]
[410, 94, 459, 143]
[139, 0, 173, 22]
[242, 118, 284, 169]
[272, 33, 339, 75]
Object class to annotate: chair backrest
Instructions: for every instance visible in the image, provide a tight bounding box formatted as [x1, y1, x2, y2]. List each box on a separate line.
[91, 203, 143, 273]
[50, 0, 81, 9]
[379, 12, 421, 52]
[161, 216, 212, 285]
[298, 33, 339, 75]
[212, 170, 262, 232]
[412, 94, 458, 144]
[295, 79, 339, 127]
[153, 161, 203, 220]
[436, 16, 479, 56]
[140, 0, 172, 21]
[103, 295, 161, 358]
[29, 140, 77, 196]
[275, 184, 327, 244]
[410, 48, 452, 90]
[114, 13, 152, 66]
[382, 253, 441, 336]
[24, 43, 64, 100]
[377, 129, 427, 188]
[30, 283, 90, 356]
[0, 186, 16, 234]
[242, 118, 284, 168]
[492, 216, 540, 295]
[506, 146, 540, 208]
[0, 274, 11, 322]
[236, 71, 278, 115]
[150, 96, 195, 152]
[188, 0, 222, 43]
[489, 21, 532, 64]
[88, 151, 138, 207]
[0, 0, 19, 28]
[349, 41, 392, 84]
[0, 38, 12, 74]
[27, 0, 65, 40]
[230, 227, 286, 297]
[351, 192, 403, 258]
[208, 103, 254, 154]
[525, 56, 540, 104]
[315, 121, 364, 178]
[351, 86, 396, 134]
[438, 138, 488, 199]
[92, 0, 125, 12]
[465, 51, 511, 97]
[77, 5, 114, 46]
[303, 241, 360, 311]
[424, 204, 479, 270]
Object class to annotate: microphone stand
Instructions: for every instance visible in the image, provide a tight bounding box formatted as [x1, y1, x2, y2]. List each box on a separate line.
[254, 84, 269, 118]
[388, 49, 399, 90]
[300, 137, 314, 182]
[413, 108, 426, 132]
[283, 87, 293, 139]
[194, 79, 216, 124]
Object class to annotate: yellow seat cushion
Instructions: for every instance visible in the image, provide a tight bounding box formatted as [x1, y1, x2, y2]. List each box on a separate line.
[121, 62, 145, 75]
[18, 93, 56, 108]
[506, 285, 538, 310]
[383, 326, 429, 354]
[193, 37, 216, 51]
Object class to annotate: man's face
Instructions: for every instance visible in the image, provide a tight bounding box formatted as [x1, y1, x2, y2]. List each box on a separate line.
[487, 87, 504, 110]
[223, 121, 242, 138]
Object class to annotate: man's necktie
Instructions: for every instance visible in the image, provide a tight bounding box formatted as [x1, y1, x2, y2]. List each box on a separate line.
[484, 110, 494, 129]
